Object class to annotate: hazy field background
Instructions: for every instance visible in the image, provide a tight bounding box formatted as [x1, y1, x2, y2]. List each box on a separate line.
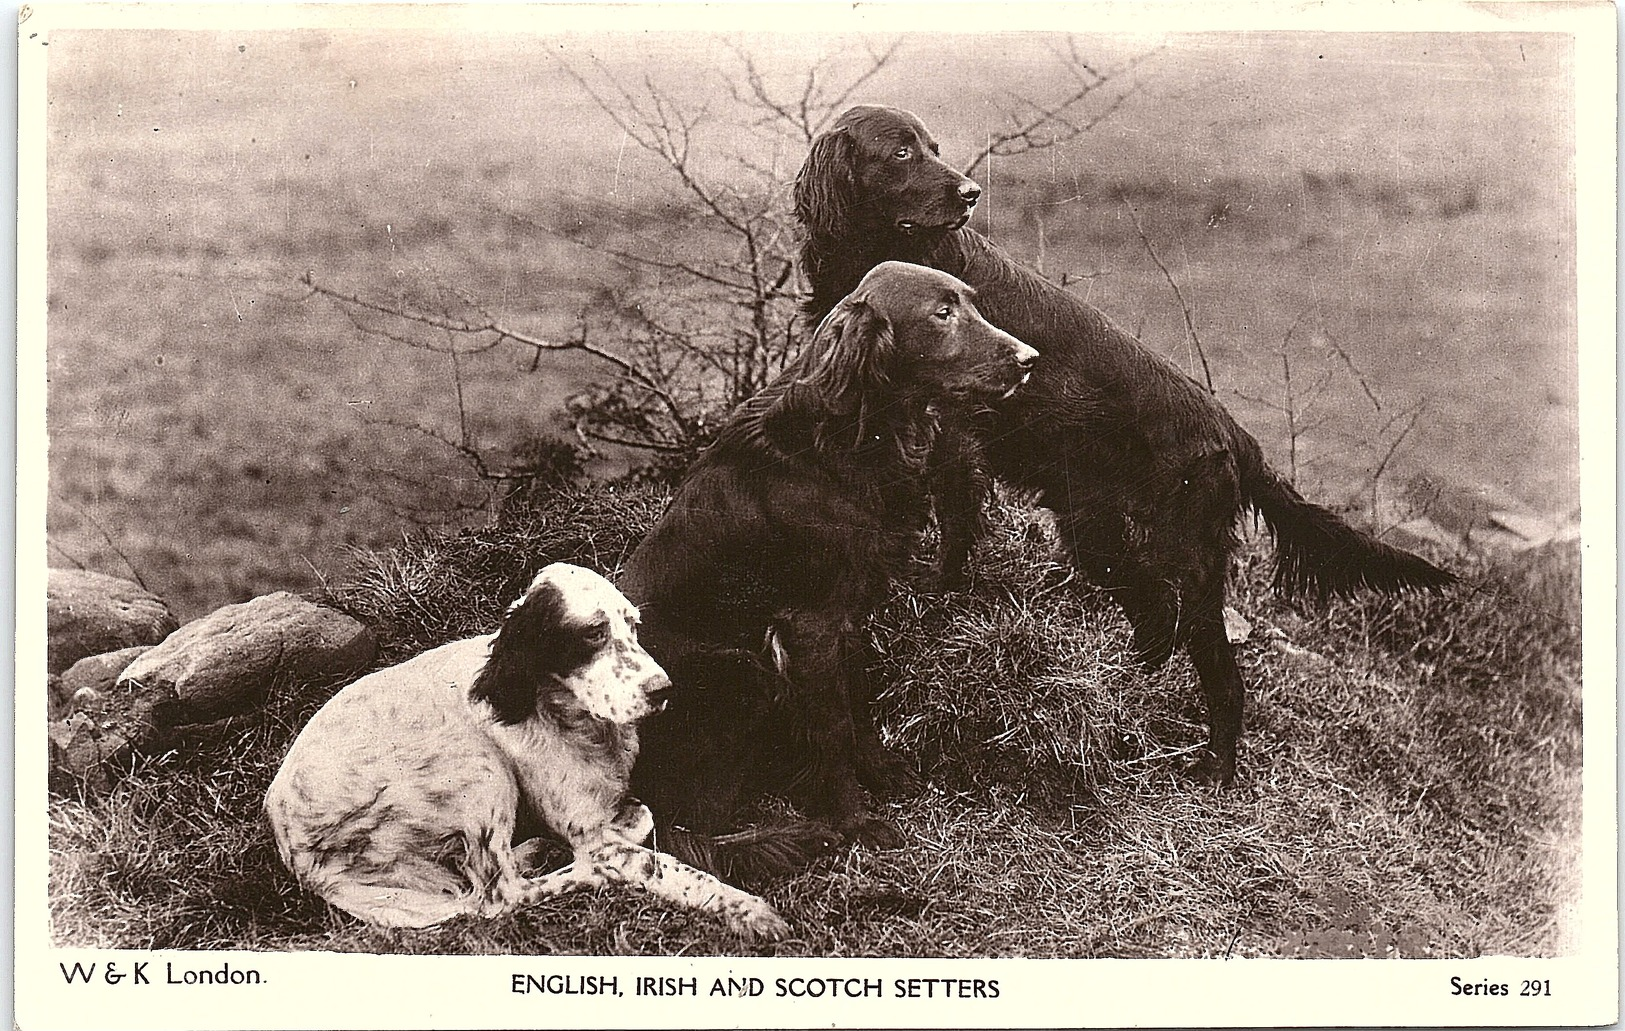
[45, 28, 1576, 617]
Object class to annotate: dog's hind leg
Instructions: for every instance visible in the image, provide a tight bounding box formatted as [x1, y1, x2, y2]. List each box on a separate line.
[1182, 593, 1244, 786]
[309, 875, 478, 929]
[1054, 511, 1181, 669]
[1110, 577, 1183, 672]
[1057, 509, 1243, 784]
[303, 831, 516, 928]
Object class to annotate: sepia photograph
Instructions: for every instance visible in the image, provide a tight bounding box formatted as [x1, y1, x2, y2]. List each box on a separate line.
[17, 2, 1615, 1027]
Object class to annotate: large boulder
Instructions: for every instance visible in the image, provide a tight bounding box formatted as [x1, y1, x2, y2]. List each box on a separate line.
[47, 569, 179, 675]
[50, 645, 152, 719]
[116, 592, 376, 724]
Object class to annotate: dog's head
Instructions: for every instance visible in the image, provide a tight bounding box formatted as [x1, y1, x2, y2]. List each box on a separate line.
[470, 562, 671, 727]
[795, 104, 981, 244]
[801, 261, 1038, 414]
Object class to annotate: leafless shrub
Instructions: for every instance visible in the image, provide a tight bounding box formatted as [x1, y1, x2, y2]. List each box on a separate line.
[304, 39, 1149, 510]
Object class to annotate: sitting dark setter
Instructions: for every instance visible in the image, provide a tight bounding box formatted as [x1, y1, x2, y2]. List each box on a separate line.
[794, 104, 1454, 785]
[623, 261, 1038, 877]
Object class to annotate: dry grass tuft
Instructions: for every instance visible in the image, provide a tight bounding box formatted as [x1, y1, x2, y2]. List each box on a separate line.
[48, 486, 1582, 957]
[322, 484, 669, 663]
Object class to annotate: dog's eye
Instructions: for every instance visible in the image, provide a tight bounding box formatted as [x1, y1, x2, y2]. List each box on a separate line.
[893, 146, 913, 161]
[934, 305, 954, 321]
[584, 624, 610, 646]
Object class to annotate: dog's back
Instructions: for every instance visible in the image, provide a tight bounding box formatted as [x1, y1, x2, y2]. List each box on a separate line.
[265, 636, 516, 928]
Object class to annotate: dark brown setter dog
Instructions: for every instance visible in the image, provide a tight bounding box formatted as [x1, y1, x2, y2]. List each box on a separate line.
[795, 104, 1454, 785]
[623, 261, 1038, 872]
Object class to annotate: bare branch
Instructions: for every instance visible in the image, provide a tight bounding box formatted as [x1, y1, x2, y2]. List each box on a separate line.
[1124, 201, 1213, 394]
[48, 539, 88, 571]
[574, 425, 689, 453]
[1319, 327, 1385, 413]
[303, 272, 687, 424]
[1231, 388, 1289, 414]
[1370, 402, 1428, 516]
[724, 38, 902, 141]
[349, 455, 493, 525]
[961, 44, 1160, 176]
[557, 55, 759, 238]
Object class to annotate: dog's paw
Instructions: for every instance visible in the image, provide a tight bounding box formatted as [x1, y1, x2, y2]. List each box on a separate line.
[1183, 748, 1237, 787]
[934, 562, 973, 594]
[857, 749, 924, 799]
[729, 898, 791, 942]
[846, 817, 907, 851]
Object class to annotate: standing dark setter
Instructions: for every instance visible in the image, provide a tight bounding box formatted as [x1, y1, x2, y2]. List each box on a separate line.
[623, 261, 1038, 864]
[795, 104, 1454, 785]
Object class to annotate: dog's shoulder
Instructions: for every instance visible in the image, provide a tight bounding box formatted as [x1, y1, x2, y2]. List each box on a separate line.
[709, 381, 826, 473]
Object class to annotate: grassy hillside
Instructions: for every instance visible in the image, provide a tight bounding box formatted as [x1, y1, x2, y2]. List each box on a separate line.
[43, 30, 1577, 618]
[47, 487, 1580, 957]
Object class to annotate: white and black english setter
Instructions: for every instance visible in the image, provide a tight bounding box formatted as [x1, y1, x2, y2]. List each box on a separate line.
[264, 562, 790, 940]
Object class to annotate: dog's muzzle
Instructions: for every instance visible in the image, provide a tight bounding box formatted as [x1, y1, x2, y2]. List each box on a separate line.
[643, 674, 674, 713]
[1002, 342, 1040, 398]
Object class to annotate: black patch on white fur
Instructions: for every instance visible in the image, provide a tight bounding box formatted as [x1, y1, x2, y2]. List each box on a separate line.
[470, 578, 600, 725]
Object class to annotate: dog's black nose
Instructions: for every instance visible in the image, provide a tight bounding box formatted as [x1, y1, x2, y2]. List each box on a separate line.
[644, 674, 674, 709]
[959, 180, 982, 205]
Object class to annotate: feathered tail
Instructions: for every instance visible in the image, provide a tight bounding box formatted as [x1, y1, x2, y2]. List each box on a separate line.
[1238, 436, 1456, 599]
[659, 822, 839, 887]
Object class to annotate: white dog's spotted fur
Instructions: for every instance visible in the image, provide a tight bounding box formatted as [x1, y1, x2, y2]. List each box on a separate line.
[528, 562, 668, 725]
[264, 562, 789, 940]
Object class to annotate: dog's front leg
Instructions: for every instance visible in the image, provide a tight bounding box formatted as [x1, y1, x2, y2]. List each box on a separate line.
[779, 611, 905, 850]
[584, 838, 789, 942]
[842, 632, 923, 799]
[929, 419, 992, 591]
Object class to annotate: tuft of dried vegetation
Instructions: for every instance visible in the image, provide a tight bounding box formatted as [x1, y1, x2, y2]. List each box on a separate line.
[48, 486, 1582, 958]
[320, 483, 669, 664]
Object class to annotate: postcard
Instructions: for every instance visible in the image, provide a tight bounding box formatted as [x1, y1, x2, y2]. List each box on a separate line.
[17, 2, 1616, 1027]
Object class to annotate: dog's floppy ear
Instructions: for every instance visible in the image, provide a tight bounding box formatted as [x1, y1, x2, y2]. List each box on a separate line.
[801, 294, 893, 419]
[794, 127, 856, 239]
[470, 576, 596, 725]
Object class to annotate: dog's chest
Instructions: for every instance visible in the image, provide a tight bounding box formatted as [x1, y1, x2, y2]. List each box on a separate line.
[837, 418, 937, 526]
[495, 719, 636, 845]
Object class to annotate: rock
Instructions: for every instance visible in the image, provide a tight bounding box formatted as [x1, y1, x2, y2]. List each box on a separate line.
[1489, 509, 1557, 543]
[1403, 474, 1525, 538]
[47, 675, 178, 793]
[49, 713, 129, 793]
[1488, 510, 1583, 551]
[117, 593, 376, 724]
[52, 646, 152, 719]
[1383, 516, 1461, 555]
[47, 569, 179, 675]
[1270, 636, 1328, 667]
[46, 673, 67, 721]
